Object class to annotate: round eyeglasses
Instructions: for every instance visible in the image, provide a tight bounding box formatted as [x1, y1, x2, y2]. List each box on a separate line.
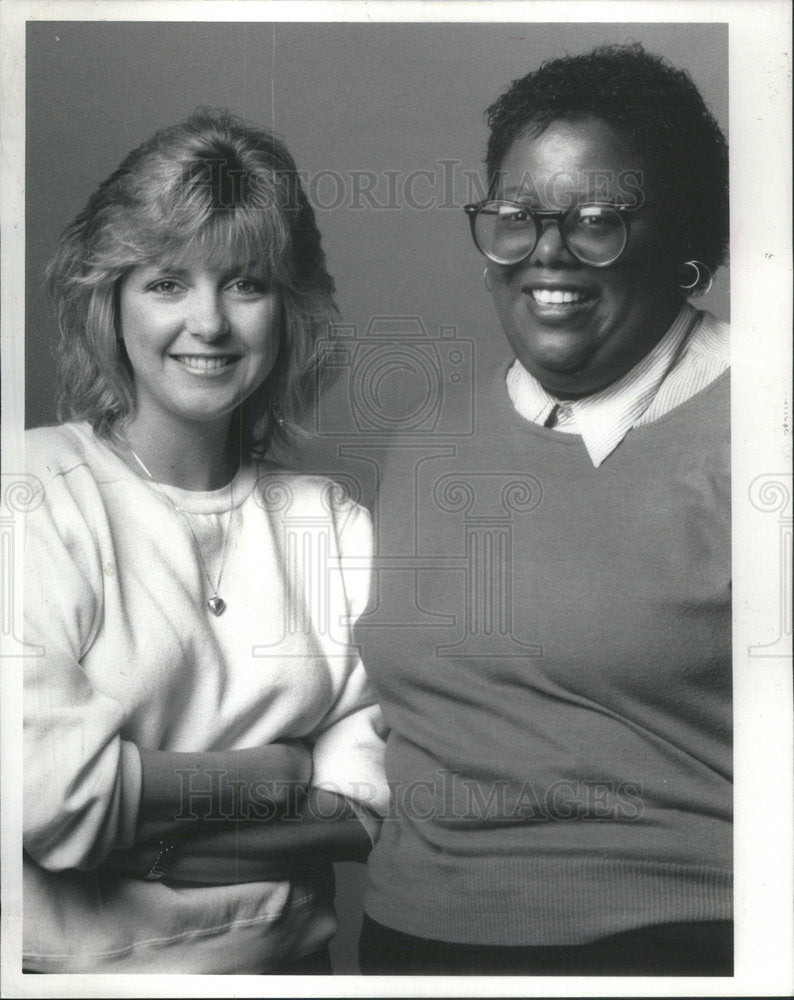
[464, 200, 632, 267]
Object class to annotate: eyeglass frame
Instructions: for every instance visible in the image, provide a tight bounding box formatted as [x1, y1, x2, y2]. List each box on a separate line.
[463, 199, 635, 268]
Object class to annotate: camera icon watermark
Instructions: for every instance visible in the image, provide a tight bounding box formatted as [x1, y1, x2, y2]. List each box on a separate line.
[315, 316, 475, 438]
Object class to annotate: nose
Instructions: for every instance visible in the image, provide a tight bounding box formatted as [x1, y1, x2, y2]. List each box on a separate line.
[186, 286, 229, 340]
[530, 217, 577, 268]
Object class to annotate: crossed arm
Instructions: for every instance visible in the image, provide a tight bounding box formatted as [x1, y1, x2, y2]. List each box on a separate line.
[102, 743, 377, 884]
[25, 489, 385, 885]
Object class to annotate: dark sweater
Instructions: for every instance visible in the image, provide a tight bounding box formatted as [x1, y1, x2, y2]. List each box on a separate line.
[358, 360, 731, 946]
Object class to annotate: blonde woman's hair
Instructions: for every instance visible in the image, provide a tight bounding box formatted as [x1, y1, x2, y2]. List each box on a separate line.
[48, 109, 338, 455]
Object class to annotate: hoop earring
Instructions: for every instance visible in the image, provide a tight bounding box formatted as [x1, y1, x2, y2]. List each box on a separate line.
[679, 260, 713, 296]
[483, 267, 492, 293]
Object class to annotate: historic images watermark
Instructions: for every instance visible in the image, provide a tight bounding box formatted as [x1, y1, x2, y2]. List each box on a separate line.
[184, 159, 648, 212]
[747, 473, 792, 658]
[0, 474, 45, 659]
[314, 317, 475, 437]
[245, 315, 545, 660]
[170, 769, 646, 824]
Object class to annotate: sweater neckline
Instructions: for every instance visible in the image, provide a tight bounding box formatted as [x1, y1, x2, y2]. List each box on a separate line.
[491, 362, 730, 447]
[73, 422, 259, 514]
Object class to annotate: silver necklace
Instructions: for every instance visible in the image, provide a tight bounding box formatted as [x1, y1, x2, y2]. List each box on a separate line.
[125, 444, 234, 617]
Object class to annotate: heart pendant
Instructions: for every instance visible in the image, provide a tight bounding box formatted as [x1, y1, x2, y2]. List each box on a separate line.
[207, 596, 226, 616]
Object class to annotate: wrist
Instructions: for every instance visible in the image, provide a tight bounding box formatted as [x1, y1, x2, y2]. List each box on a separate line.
[142, 840, 179, 881]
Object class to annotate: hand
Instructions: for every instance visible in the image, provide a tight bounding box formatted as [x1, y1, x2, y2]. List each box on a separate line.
[100, 840, 310, 885]
[101, 842, 172, 880]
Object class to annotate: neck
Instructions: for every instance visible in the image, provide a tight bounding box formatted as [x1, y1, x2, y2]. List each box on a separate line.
[120, 412, 238, 491]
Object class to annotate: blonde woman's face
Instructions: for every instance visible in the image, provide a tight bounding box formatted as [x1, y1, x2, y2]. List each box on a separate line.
[119, 250, 280, 433]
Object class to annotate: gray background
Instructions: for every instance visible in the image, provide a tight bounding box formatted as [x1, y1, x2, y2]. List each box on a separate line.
[26, 22, 728, 429]
[25, 20, 729, 973]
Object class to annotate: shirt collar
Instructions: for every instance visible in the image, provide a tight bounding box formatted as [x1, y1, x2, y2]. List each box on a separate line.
[506, 303, 701, 467]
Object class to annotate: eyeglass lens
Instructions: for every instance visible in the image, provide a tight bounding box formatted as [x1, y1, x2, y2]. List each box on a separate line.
[473, 202, 628, 266]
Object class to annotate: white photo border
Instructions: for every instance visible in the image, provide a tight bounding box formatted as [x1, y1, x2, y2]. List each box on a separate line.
[2, 2, 791, 997]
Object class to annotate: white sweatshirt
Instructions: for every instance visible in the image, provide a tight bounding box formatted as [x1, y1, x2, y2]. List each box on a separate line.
[23, 422, 387, 973]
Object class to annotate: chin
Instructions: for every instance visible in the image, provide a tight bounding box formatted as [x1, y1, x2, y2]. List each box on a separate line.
[533, 355, 588, 375]
[525, 344, 596, 379]
[521, 353, 598, 393]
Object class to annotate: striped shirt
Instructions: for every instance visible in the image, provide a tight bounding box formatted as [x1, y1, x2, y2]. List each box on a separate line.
[506, 303, 730, 467]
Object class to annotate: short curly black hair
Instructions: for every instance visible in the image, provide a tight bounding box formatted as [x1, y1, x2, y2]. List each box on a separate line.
[485, 43, 729, 272]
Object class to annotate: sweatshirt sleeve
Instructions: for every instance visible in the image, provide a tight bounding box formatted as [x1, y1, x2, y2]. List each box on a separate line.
[23, 468, 142, 872]
[307, 498, 390, 818]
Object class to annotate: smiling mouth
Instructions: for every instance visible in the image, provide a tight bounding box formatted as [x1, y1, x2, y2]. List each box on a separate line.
[530, 288, 594, 305]
[171, 355, 239, 372]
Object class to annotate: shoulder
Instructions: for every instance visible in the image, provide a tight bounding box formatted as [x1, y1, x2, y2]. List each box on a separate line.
[22, 426, 113, 564]
[23, 423, 132, 537]
[24, 423, 107, 508]
[25, 422, 101, 484]
[250, 462, 371, 535]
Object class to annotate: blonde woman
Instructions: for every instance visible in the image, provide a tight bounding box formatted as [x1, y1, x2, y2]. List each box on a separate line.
[24, 111, 387, 974]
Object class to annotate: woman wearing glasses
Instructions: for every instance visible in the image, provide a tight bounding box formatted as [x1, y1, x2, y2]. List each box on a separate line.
[358, 44, 731, 975]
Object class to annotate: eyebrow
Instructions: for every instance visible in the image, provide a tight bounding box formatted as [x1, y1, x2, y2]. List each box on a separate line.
[498, 188, 535, 203]
[497, 191, 628, 208]
[142, 261, 270, 280]
[140, 263, 190, 278]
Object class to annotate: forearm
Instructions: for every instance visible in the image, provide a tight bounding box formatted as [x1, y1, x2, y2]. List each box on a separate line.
[109, 789, 377, 884]
[183, 788, 374, 860]
[134, 742, 311, 842]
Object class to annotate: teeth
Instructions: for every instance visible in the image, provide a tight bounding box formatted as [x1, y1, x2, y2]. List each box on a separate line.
[174, 356, 235, 372]
[532, 289, 589, 305]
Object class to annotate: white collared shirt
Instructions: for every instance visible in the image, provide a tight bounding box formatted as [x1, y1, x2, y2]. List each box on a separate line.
[506, 303, 730, 467]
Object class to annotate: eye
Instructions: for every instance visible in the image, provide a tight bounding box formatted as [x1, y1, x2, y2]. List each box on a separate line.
[147, 278, 182, 294]
[575, 207, 622, 229]
[226, 277, 268, 295]
[496, 205, 531, 227]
